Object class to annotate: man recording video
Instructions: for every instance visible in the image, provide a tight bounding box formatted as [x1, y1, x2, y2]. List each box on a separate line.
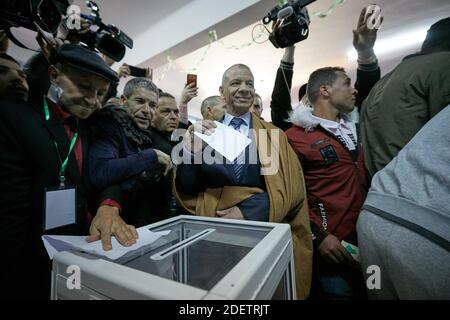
[270, 6, 382, 132]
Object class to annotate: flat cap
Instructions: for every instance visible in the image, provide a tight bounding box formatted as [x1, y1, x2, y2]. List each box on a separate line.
[54, 44, 119, 83]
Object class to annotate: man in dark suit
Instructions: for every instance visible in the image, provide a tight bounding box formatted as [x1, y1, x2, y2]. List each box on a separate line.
[173, 64, 313, 299]
[0, 44, 137, 299]
[176, 64, 269, 220]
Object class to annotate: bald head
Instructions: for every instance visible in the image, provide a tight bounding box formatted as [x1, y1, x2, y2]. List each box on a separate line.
[220, 64, 255, 116]
[222, 64, 252, 86]
[201, 95, 226, 121]
[250, 93, 263, 118]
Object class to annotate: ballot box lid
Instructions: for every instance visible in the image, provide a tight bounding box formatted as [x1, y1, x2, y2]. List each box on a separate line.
[118, 216, 273, 291]
[52, 216, 294, 299]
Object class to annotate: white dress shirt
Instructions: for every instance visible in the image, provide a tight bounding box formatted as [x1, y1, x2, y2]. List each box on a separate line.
[223, 112, 251, 137]
[311, 115, 358, 151]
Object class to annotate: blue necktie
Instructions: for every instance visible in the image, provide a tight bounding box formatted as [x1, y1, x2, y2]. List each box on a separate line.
[229, 117, 246, 182]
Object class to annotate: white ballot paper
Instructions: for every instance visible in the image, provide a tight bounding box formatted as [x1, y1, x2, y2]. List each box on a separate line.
[42, 227, 171, 260]
[194, 121, 252, 162]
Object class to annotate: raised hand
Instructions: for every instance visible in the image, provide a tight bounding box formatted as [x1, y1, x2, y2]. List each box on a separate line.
[180, 82, 199, 105]
[353, 6, 384, 52]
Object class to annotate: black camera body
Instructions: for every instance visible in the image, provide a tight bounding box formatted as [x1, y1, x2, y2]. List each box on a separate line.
[263, 0, 316, 48]
[0, 0, 69, 34]
[0, 0, 132, 62]
[77, 1, 133, 62]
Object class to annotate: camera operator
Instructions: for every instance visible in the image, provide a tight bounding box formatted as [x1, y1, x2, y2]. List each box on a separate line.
[270, 7, 382, 131]
[277, 6, 383, 300]
[23, 6, 130, 108]
[0, 44, 138, 299]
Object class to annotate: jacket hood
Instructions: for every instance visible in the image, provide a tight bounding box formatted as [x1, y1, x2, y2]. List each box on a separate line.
[289, 103, 359, 131]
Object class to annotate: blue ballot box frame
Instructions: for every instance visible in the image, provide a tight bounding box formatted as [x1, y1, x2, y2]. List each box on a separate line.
[51, 215, 296, 300]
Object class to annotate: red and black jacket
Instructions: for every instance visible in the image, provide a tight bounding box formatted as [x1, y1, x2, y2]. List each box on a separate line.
[286, 117, 368, 247]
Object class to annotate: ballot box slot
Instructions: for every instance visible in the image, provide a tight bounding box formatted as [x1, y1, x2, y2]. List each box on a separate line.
[150, 228, 215, 261]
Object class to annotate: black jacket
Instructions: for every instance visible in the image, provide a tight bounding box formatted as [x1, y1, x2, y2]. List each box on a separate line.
[0, 99, 122, 299]
[89, 107, 180, 227]
[149, 127, 185, 218]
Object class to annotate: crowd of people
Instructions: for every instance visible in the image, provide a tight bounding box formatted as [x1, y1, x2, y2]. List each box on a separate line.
[0, 6, 449, 300]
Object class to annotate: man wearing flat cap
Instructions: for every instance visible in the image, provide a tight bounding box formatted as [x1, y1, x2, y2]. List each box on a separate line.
[0, 44, 138, 299]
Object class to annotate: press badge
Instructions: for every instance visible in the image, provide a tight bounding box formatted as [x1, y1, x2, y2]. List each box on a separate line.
[44, 186, 77, 232]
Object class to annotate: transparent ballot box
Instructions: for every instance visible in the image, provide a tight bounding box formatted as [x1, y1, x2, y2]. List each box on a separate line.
[51, 215, 296, 300]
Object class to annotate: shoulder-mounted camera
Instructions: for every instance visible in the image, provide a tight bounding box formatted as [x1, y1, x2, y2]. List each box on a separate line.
[0, 0, 133, 62]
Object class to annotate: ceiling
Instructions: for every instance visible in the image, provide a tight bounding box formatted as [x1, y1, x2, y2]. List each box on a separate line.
[7, 0, 450, 120]
[148, 0, 450, 119]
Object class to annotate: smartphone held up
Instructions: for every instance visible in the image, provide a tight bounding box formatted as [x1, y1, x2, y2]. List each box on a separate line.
[129, 65, 151, 78]
[187, 74, 197, 87]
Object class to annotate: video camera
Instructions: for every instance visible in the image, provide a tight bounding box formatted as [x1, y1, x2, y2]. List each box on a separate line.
[75, 1, 133, 62]
[263, 0, 316, 48]
[0, 0, 133, 61]
[0, 0, 68, 34]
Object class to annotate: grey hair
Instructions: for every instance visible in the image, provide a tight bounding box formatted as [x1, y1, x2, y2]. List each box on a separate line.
[201, 96, 222, 115]
[123, 77, 159, 98]
[222, 64, 252, 86]
[254, 94, 263, 106]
